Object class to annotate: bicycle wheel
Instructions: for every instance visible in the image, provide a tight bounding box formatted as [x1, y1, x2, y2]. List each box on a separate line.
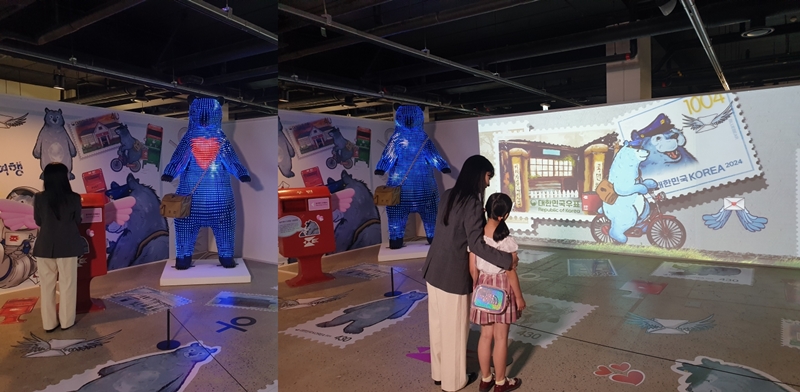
[590, 214, 614, 243]
[130, 160, 141, 173]
[110, 158, 123, 172]
[647, 216, 686, 249]
[325, 157, 337, 169]
[342, 159, 353, 169]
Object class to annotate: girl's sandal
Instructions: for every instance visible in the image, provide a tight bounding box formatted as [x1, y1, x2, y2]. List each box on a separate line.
[493, 377, 522, 392]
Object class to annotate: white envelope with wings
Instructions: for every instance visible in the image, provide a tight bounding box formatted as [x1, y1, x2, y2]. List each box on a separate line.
[723, 197, 745, 211]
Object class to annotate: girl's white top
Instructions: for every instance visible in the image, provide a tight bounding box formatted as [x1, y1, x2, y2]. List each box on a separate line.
[470, 235, 518, 275]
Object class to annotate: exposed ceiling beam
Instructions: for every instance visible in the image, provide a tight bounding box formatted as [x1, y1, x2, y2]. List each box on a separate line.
[0, 44, 277, 113]
[279, 74, 486, 116]
[204, 65, 278, 85]
[278, 0, 393, 34]
[173, 0, 278, 45]
[679, 0, 730, 90]
[107, 98, 185, 111]
[0, 0, 147, 45]
[279, 4, 582, 107]
[158, 39, 275, 72]
[303, 100, 388, 113]
[279, 0, 542, 62]
[0, 0, 36, 23]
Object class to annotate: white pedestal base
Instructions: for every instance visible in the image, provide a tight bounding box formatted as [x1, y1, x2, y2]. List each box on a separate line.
[377, 239, 430, 262]
[159, 258, 251, 286]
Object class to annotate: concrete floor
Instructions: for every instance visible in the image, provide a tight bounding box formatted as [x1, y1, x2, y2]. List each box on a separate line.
[0, 257, 277, 392]
[278, 244, 800, 392]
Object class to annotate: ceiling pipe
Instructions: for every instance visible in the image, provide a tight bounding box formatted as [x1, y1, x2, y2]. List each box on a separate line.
[173, 0, 278, 45]
[0, 0, 147, 45]
[679, 0, 730, 91]
[279, 4, 582, 107]
[279, 0, 542, 62]
[373, 0, 799, 83]
[279, 74, 487, 116]
[157, 40, 276, 72]
[279, 0, 393, 34]
[0, 44, 277, 113]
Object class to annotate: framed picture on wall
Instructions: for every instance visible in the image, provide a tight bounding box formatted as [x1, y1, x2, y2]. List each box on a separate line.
[69, 112, 123, 158]
[287, 117, 336, 158]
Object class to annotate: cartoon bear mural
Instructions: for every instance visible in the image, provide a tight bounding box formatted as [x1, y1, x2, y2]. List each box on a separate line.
[162, 97, 250, 270]
[115, 124, 144, 168]
[106, 174, 169, 270]
[597, 142, 659, 244]
[326, 170, 381, 253]
[629, 114, 697, 178]
[375, 105, 450, 249]
[277, 117, 296, 178]
[72, 342, 219, 392]
[32, 108, 76, 180]
[316, 291, 427, 334]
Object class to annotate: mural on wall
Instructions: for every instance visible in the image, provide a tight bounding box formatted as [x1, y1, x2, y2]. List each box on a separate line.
[0, 94, 184, 294]
[476, 90, 787, 265]
[35, 342, 219, 392]
[278, 111, 382, 255]
[161, 97, 251, 270]
[375, 105, 450, 249]
[13, 330, 119, 357]
[672, 356, 798, 392]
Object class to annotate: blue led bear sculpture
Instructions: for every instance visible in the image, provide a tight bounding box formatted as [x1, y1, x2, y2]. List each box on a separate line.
[161, 97, 251, 269]
[375, 105, 450, 249]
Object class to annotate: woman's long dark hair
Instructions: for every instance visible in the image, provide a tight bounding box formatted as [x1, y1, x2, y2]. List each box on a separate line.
[443, 155, 494, 226]
[485, 193, 512, 242]
[42, 163, 75, 220]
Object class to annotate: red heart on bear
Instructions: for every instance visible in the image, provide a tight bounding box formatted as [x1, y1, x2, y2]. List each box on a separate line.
[610, 362, 631, 372]
[191, 137, 220, 170]
[610, 370, 645, 386]
[593, 366, 612, 376]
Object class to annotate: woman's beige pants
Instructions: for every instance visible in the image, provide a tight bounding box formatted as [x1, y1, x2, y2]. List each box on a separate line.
[37, 257, 78, 330]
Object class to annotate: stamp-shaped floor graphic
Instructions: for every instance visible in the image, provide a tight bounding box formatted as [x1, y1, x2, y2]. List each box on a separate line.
[651, 261, 754, 285]
[470, 294, 596, 348]
[206, 291, 278, 312]
[35, 341, 219, 392]
[103, 286, 192, 315]
[781, 319, 800, 350]
[672, 356, 798, 392]
[281, 290, 427, 348]
[330, 263, 406, 280]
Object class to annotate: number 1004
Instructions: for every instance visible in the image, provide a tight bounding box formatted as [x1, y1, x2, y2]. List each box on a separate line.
[683, 94, 726, 115]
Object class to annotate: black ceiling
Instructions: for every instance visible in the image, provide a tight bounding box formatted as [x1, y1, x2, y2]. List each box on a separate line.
[0, 0, 278, 120]
[278, 0, 800, 120]
[0, 1, 798, 121]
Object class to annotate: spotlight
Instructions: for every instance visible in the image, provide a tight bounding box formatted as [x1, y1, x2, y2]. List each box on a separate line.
[344, 96, 356, 107]
[741, 16, 775, 38]
[53, 74, 65, 90]
[279, 90, 289, 103]
[540, 103, 550, 111]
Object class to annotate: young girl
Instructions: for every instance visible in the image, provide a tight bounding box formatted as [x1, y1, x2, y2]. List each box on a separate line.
[469, 193, 525, 392]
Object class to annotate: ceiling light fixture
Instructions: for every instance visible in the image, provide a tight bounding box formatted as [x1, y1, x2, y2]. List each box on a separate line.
[133, 89, 149, 102]
[540, 103, 550, 111]
[53, 66, 65, 90]
[279, 90, 289, 103]
[741, 16, 775, 38]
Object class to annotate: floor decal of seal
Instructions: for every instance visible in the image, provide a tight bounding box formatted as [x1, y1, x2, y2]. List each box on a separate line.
[13, 330, 120, 357]
[651, 261, 754, 285]
[593, 362, 646, 386]
[625, 312, 715, 334]
[672, 356, 798, 392]
[281, 290, 427, 348]
[34, 341, 220, 392]
[103, 286, 192, 315]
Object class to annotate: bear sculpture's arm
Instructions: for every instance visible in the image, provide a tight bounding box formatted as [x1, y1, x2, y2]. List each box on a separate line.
[161, 136, 192, 182]
[374, 131, 401, 176]
[218, 138, 251, 182]
[423, 139, 451, 173]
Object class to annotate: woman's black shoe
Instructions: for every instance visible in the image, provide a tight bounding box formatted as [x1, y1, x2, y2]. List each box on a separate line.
[45, 324, 60, 333]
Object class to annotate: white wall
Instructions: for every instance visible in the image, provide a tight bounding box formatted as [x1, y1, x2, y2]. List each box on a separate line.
[225, 117, 278, 263]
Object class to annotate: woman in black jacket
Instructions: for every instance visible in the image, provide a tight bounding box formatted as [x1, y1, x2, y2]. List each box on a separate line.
[33, 163, 84, 332]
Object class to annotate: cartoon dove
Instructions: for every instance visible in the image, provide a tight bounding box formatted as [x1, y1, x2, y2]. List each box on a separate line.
[279, 290, 352, 309]
[13, 330, 120, 357]
[625, 313, 715, 334]
[0, 113, 28, 129]
[682, 104, 734, 133]
[0, 196, 136, 231]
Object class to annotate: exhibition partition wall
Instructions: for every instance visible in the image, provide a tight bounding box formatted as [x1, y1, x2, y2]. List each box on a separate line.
[445, 84, 800, 267]
[277, 110, 398, 253]
[0, 93, 277, 294]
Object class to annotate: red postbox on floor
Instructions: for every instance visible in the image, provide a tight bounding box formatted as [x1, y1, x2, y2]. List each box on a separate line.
[76, 193, 107, 313]
[278, 187, 336, 287]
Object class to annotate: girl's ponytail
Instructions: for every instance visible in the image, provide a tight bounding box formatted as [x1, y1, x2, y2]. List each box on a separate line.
[485, 193, 513, 242]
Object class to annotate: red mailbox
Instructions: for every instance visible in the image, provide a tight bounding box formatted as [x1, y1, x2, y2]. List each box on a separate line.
[76, 193, 107, 313]
[278, 187, 336, 287]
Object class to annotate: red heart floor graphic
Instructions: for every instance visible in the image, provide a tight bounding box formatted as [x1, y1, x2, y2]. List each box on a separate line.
[610, 362, 631, 372]
[593, 366, 613, 376]
[609, 370, 645, 386]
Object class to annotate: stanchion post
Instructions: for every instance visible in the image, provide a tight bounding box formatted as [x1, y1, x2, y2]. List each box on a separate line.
[384, 267, 402, 297]
[156, 309, 181, 350]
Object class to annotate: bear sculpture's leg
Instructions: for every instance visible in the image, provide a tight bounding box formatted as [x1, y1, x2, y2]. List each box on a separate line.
[174, 218, 201, 270]
[386, 205, 410, 249]
[419, 200, 438, 244]
[211, 218, 237, 269]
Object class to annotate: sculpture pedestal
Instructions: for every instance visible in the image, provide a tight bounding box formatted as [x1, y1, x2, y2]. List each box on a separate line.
[159, 258, 251, 286]
[378, 239, 430, 262]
